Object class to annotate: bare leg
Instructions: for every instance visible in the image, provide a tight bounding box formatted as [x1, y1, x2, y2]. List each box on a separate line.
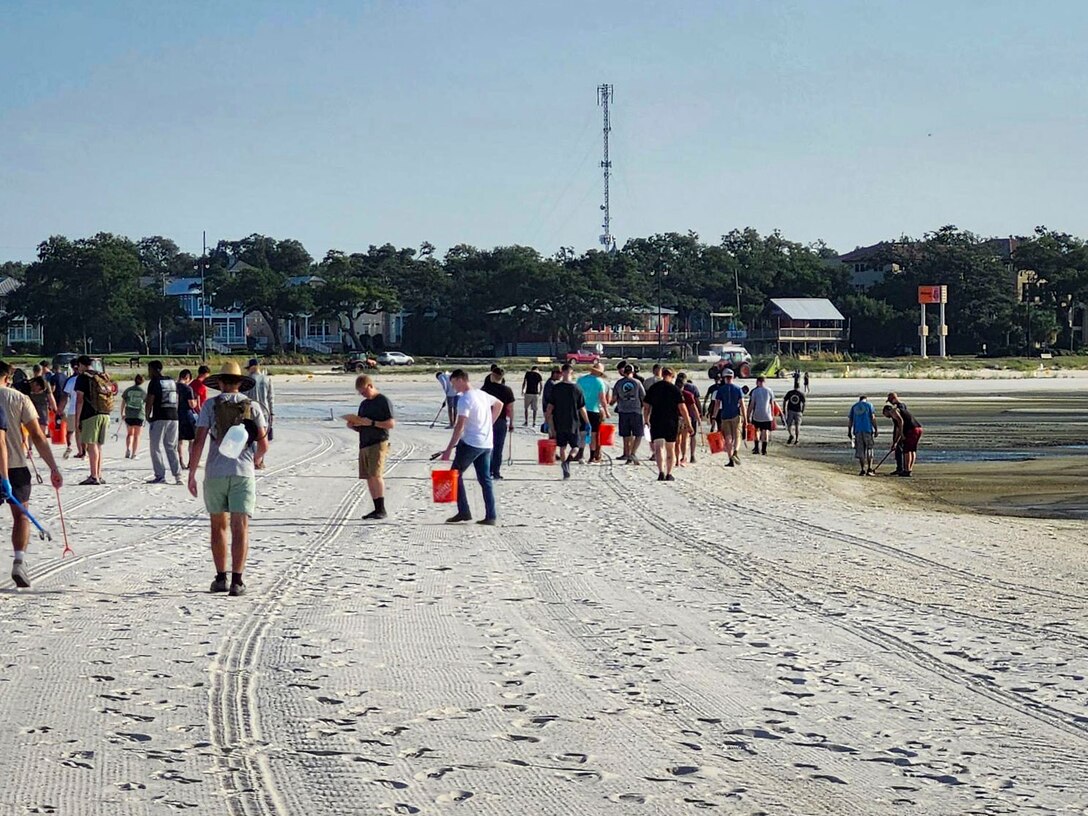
[87, 444, 102, 479]
[10, 503, 29, 554]
[665, 442, 676, 476]
[210, 513, 229, 573]
[653, 440, 665, 474]
[229, 513, 249, 574]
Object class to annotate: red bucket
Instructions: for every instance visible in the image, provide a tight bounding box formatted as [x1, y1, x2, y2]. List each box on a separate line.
[537, 439, 557, 465]
[598, 423, 615, 447]
[707, 431, 725, 454]
[745, 422, 756, 442]
[50, 418, 67, 445]
[431, 469, 459, 503]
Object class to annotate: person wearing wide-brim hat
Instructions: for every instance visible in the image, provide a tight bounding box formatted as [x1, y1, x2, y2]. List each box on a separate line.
[187, 361, 269, 597]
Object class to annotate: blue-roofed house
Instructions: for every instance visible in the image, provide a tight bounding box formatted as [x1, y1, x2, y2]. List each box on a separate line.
[165, 277, 247, 351]
[0, 276, 44, 350]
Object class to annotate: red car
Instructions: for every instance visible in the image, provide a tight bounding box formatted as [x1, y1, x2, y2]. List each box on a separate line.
[565, 350, 600, 364]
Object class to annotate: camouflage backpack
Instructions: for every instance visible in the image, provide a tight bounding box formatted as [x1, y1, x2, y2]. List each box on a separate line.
[88, 371, 115, 414]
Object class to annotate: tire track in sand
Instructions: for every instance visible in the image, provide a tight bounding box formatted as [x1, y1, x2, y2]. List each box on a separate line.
[207, 442, 415, 816]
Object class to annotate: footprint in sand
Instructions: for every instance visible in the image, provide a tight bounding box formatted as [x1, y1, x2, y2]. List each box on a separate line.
[435, 790, 474, 804]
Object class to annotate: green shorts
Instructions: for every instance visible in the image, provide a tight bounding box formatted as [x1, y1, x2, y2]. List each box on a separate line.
[80, 414, 110, 445]
[203, 476, 257, 516]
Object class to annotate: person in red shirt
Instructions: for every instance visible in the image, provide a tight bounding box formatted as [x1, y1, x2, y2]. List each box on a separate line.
[192, 365, 210, 409]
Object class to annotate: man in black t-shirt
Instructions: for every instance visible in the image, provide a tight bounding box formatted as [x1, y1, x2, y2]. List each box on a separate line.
[346, 375, 396, 519]
[144, 360, 181, 485]
[643, 368, 692, 482]
[544, 364, 588, 480]
[482, 367, 516, 479]
[782, 379, 806, 445]
[521, 366, 543, 426]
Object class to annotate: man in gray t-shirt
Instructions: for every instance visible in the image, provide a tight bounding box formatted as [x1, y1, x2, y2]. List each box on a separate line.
[611, 366, 647, 464]
[187, 361, 270, 597]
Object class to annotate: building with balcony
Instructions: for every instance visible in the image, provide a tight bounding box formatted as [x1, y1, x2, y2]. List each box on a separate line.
[0, 276, 43, 349]
[164, 278, 247, 351]
[752, 298, 846, 354]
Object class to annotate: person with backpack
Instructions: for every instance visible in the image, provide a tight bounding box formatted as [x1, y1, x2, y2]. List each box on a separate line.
[188, 361, 269, 597]
[121, 374, 147, 459]
[144, 360, 182, 485]
[782, 377, 807, 445]
[73, 355, 113, 485]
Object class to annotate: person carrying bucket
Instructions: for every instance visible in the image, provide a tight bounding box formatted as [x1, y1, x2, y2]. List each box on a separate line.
[187, 361, 269, 597]
[711, 369, 746, 466]
[575, 363, 609, 463]
[441, 370, 502, 525]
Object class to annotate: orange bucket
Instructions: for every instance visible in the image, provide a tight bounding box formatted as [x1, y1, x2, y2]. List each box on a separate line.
[707, 431, 725, 454]
[431, 469, 459, 503]
[47, 409, 55, 428]
[598, 423, 615, 447]
[537, 438, 557, 465]
[50, 418, 67, 445]
[745, 422, 756, 442]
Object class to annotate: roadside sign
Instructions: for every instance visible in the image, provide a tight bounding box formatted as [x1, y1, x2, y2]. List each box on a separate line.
[918, 285, 947, 304]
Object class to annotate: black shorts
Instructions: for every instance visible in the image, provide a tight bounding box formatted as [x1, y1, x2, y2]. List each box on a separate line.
[124, 418, 144, 427]
[7, 467, 31, 505]
[650, 426, 678, 444]
[586, 411, 602, 431]
[555, 429, 581, 448]
[179, 423, 196, 442]
[753, 420, 773, 431]
[618, 412, 644, 438]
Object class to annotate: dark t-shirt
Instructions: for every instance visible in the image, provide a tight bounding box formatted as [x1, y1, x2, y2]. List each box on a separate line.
[481, 379, 516, 421]
[548, 381, 585, 435]
[645, 381, 684, 436]
[714, 382, 744, 420]
[897, 404, 921, 430]
[146, 375, 179, 422]
[76, 373, 110, 421]
[523, 370, 543, 395]
[357, 393, 394, 449]
[784, 389, 806, 413]
[542, 377, 559, 408]
[178, 382, 197, 425]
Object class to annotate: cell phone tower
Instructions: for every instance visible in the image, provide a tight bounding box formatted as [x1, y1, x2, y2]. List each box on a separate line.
[597, 83, 616, 252]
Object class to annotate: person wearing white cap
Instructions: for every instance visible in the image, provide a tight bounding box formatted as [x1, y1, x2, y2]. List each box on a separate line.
[711, 368, 746, 466]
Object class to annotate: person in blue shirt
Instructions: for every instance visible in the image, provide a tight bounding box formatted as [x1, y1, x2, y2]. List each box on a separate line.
[575, 364, 610, 463]
[847, 395, 879, 476]
[711, 369, 747, 466]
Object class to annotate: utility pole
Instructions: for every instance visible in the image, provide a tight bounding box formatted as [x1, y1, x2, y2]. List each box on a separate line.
[201, 230, 208, 362]
[597, 83, 615, 252]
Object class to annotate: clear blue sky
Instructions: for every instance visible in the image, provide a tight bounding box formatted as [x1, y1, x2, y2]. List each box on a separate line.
[2, 0, 1086, 263]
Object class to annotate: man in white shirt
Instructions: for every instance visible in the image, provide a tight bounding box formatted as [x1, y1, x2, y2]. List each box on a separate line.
[747, 376, 776, 456]
[441, 369, 502, 525]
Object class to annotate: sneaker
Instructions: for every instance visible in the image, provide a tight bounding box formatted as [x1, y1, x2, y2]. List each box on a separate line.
[561, 460, 571, 479]
[124, 451, 131, 459]
[690, 455, 696, 463]
[362, 508, 388, 520]
[752, 446, 760, 454]
[210, 575, 228, 593]
[726, 459, 735, 467]
[476, 518, 497, 526]
[228, 582, 246, 597]
[859, 469, 867, 476]
[446, 513, 472, 523]
[665, 474, 675, 482]
[147, 476, 166, 485]
[78, 476, 99, 486]
[11, 561, 30, 588]
[174, 476, 183, 486]
[787, 436, 794, 445]
[63, 447, 72, 460]
[657, 472, 665, 481]
[492, 474, 503, 480]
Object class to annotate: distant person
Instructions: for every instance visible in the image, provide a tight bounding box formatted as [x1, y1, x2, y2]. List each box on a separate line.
[887, 393, 923, 476]
[848, 395, 878, 476]
[481, 367, 515, 480]
[783, 378, 806, 445]
[188, 361, 270, 596]
[747, 375, 776, 456]
[0, 361, 63, 589]
[441, 370, 501, 525]
[612, 364, 646, 465]
[545, 364, 588, 479]
[60, 365, 81, 459]
[882, 403, 905, 476]
[74, 355, 113, 484]
[193, 365, 211, 409]
[145, 360, 181, 485]
[121, 374, 147, 459]
[803, 371, 811, 393]
[643, 363, 662, 390]
[27, 376, 56, 434]
[345, 374, 395, 520]
[521, 365, 543, 427]
[711, 369, 746, 466]
[436, 371, 457, 428]
[177, 369, 199, 469]
[244, 359, 274, 445]
[643, 368, 692, 481]
[675, 372, 701, 465]
[575, 363, 609, 463]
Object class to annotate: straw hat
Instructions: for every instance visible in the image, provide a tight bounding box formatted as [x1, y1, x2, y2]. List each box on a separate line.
[205, 360, 256, 392]
[590, 362, 606, 375]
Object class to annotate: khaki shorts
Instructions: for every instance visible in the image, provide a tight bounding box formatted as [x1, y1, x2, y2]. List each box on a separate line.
[80, 414, 110, 445]
[719, 416, 742, 442]
[524, 394, 539, 411]
[359, 442, 390, 479]
[204, 476, 256, 516]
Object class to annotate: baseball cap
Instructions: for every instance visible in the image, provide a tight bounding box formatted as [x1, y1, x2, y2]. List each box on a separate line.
[247, 358, 260, 368]
[723, 369, 734, 378]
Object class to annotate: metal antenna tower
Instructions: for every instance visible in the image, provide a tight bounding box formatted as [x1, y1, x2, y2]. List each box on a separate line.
[597, 83, 615, 252]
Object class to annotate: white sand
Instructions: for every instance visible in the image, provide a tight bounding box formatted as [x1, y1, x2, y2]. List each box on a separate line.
[1, 374, 1086, 814]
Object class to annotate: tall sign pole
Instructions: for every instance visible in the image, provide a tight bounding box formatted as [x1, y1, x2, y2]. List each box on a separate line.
[918, 285, 948, 358]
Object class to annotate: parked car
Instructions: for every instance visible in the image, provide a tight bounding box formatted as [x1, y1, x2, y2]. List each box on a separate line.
[564, 350, 600, 364]
[377, 351, 415, 366]
[49, 353, 118, 393]
[343, 352, 378, 372]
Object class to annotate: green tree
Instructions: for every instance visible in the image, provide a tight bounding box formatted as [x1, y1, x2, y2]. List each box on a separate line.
[314, 250, 401, 351]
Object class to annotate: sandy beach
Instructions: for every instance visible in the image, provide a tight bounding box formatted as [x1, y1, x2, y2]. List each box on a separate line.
[2, 373, 1086, 815]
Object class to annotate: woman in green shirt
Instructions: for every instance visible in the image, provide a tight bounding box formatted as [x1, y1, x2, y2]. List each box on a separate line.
[121, 375, 147, 459]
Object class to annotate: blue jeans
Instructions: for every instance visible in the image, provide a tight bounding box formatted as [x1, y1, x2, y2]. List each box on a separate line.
[452, 442, 496, 520]
[491, 420, 508, 478]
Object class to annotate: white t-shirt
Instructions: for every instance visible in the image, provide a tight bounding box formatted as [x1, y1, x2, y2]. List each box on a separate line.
[457, 388, 500, 448]
[748, 385, 776, 423]
[64, 375, 79, 416]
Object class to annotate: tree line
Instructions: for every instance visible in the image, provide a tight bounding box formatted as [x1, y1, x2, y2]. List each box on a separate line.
[3, 226, 1086, 356]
